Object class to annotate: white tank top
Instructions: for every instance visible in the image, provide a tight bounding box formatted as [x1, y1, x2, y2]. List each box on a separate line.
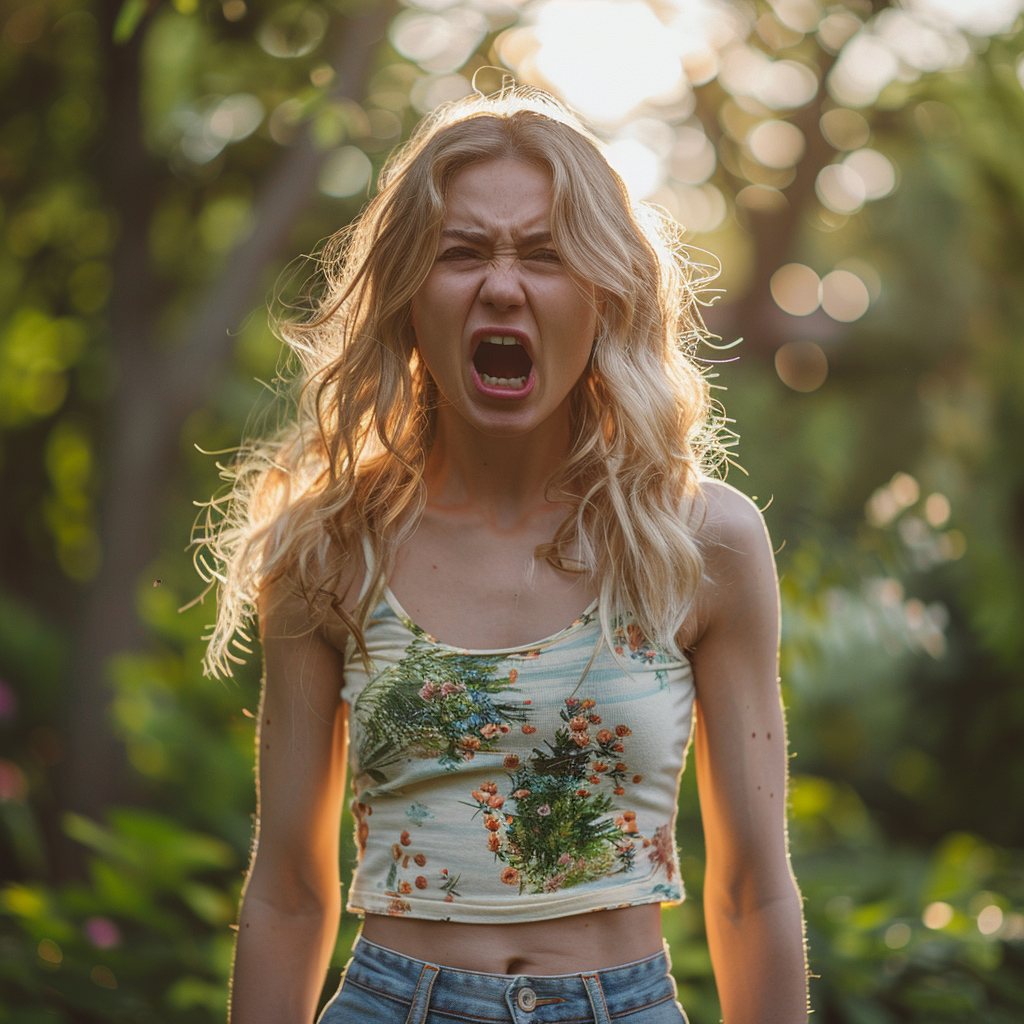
[341, 552, 696, 923]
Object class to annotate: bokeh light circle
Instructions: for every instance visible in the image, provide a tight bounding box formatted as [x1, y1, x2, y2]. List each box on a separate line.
[820, 269, 871, 322]
[775, 340, 828, 392]
[770, 263, 821, 316]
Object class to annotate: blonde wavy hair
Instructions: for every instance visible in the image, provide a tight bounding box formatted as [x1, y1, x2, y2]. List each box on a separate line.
[196, 85, 725, 678]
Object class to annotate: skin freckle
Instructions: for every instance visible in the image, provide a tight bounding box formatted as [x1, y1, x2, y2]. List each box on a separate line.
[767, 732, 771, 739]
[752, 732, 756, 738]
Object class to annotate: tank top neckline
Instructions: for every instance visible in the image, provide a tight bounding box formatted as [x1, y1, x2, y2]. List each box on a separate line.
[381, 585, 601, 657]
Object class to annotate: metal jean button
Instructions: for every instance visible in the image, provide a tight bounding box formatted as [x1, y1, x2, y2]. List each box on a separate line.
[517, 986, 537, 1012]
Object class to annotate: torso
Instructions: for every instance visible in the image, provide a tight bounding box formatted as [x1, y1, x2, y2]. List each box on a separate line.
[322, 497, 704, 972]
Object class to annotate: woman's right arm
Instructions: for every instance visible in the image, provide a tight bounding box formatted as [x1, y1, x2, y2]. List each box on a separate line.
[229, 582, 349, 1024]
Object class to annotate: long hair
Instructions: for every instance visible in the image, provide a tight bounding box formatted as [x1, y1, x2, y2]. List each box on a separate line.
[196, 85, 724, 677]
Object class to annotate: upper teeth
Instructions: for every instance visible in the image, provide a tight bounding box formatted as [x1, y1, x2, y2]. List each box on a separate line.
[484, 336, 521, 346]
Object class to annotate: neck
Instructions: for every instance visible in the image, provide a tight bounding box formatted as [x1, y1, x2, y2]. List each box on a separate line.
[424, 403, 574, 528]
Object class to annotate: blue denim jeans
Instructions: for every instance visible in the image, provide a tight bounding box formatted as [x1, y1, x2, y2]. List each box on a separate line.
[318, 934, 689, 1024]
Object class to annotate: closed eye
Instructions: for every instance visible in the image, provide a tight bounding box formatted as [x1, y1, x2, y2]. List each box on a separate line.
[437, 246, 483, 261]
[527, 249, 561, 262]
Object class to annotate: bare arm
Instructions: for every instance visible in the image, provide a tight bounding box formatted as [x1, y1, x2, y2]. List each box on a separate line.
[229, 582, 349, 1024]
[688, 482, 807, 1024]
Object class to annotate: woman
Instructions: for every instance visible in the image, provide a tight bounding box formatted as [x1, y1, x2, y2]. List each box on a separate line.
[203, 87, 807, 1023]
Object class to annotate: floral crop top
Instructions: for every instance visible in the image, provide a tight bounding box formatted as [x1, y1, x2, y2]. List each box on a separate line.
[341, 576, 697, 924]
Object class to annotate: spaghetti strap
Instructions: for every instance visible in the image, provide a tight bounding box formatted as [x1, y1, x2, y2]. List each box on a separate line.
[357, 533, 375, 603]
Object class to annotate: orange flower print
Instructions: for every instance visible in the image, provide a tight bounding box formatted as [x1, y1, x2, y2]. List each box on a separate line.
[504, 754, 520, 769]
[614, 786, 625, 795]
[481, 782, 498, 795]
[391, 844, 402, 861]
[612, 744, 624, 753]
[487, 833, 501, 852]
[499, 724, 510, 733]
[487, 794, 504, 809]
[485, 816, 501, 832]
[445, 894, 454, 902]
[400, 830, 411, 846]
[508, 669, 518, 683]
[648, 824, 676, 881]
[615, 763, 627, 771]
[512, 789, 531, 799]
[471, 789, 487, 803]
[615, 646, 624, 655]
[615, 725, 632, 737]
[398, 881, 412, 895]
[589, 714, 601, 724]
[580, 699, 596, 709]
[627, 623, 645, 652]
[623, 810, 636, 821]
[415, 876, 428, 889]
[501, 867, 520, 885]
[571, 731, 591, 747]
[569, 716, 588, 732]
[592, 762, 607, 773]
[589, 775, 601, 784]
[633, 775, 643, 784]
[414, 853, 426, 866]
[596, 729, 614, 744]
[565, 697, 580, 709]
[522, 725, 537, 735]
[577, 788, 590, 798]
[388, 899, 410, 916]
[459, 736, 481, 751]
[480, 723, 500, 739]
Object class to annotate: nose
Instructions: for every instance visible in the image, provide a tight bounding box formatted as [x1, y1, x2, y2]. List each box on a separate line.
[478, 258, 526, 310]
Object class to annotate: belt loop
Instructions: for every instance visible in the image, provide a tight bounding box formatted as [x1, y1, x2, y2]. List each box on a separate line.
[581, 972, 612, 1024]
[404, 963, 439, 1024]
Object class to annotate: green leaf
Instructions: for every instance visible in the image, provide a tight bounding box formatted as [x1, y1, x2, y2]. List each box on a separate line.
[113, 0, 148, 43]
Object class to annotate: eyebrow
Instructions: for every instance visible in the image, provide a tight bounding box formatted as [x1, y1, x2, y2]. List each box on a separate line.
[440, 228, 554, 246]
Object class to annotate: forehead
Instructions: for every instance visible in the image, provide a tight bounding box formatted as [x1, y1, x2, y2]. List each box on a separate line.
[443, 158, 553, 234]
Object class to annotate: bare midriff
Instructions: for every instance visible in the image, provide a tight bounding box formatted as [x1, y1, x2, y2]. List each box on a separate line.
[359, 903, 665, 974]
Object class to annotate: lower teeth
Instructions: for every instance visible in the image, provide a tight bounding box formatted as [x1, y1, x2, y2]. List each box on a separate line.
[481, 374, 525, 388]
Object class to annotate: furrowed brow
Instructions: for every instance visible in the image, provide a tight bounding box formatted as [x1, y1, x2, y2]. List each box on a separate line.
[439, 228, 554, 246]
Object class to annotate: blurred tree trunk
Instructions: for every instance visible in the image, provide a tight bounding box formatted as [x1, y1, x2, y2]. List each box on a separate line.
[61, 0, 394, 855]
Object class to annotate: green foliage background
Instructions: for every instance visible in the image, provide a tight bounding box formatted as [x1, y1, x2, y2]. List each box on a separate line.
[1, 0, 1023, 1021]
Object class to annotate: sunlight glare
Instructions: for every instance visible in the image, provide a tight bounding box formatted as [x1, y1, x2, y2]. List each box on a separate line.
[532, 0, 685, 123]
[828, 33, 899, 107]
[905, 0, 1024, 36]
[669, 125, 717, 184]
[604, 137, 663, 199]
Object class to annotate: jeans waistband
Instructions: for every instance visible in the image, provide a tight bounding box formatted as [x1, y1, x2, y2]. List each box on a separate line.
[342, 935, 678, 1022]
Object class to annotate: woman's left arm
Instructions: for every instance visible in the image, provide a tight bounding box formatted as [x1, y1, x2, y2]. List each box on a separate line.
[688, 482, 808, 1024]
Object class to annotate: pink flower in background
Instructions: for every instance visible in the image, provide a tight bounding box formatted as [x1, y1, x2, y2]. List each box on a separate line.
[84, 917, 121, 948]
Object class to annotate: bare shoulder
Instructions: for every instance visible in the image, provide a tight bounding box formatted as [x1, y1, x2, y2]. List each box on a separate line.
[257, 533, 367, 652]
[697, 478, 774, 576]
[684, 479, 778, 650]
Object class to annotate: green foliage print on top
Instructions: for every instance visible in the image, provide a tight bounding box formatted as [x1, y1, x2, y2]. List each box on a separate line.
[354, 628, 527, 781]
[468, 696, 661, 894]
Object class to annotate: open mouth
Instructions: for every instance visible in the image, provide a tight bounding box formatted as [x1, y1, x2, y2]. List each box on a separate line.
[472, 335, 534, 389]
